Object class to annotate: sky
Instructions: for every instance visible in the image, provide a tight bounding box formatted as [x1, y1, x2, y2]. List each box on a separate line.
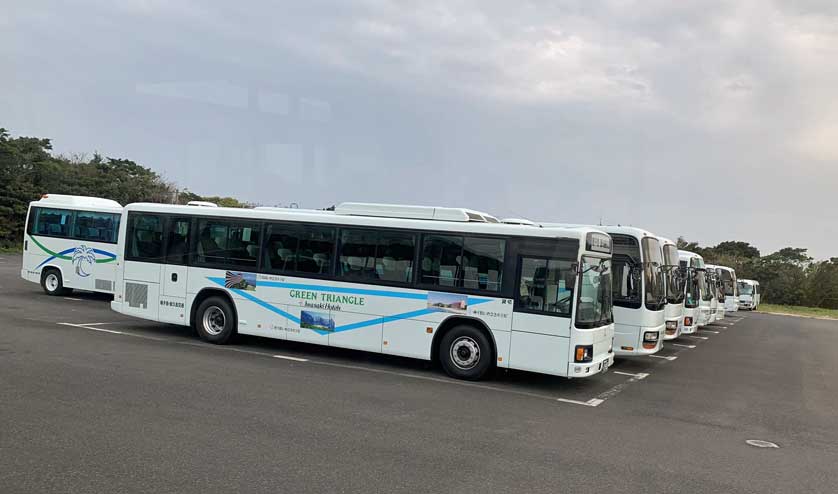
[2, 0, 837, 259]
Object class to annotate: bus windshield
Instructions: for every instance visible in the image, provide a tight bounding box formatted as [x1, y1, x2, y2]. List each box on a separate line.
[720, 269, 736, 296]
[738, 282, 754, 295]
[576, 256, 613, 328]
[663, 244, 683, 304]
[683, 266, 700, 308]
[642, 237, 665, 311]
[699, 270, 713, 301]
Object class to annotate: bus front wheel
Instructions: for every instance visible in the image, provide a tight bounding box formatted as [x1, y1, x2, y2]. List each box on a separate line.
[41, 269, 70, 296]
[195, 296, 236, 344]
[439, 325, 493, 381]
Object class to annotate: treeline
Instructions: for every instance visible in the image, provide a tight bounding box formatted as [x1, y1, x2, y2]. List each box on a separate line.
[0, 127, 249, 248]
[678, 239, 838, 309]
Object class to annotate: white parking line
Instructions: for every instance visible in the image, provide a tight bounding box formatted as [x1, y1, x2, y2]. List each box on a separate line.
[59, 322, 122, 334]
[687, 335, 709, 340]
[672, 343, 696, 348]
[557, 398, 604, 407]
[613, 371, 649, 379]
[699, 329, 720, 334]
[273, 354, 309, 362]
[649, 355, 677, 361]
[63, 297, 83, 301]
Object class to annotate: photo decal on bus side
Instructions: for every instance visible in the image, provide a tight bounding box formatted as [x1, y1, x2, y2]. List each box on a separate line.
[300, 310, 335, 332]
[427, 292, 468, 314]
[225, 271, 256, 291]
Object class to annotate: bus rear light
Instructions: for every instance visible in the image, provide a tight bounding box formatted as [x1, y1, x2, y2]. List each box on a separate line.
[574, 345, 593, 363]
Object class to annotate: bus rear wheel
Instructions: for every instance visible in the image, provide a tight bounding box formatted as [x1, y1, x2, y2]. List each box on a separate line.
[41, 269, 70, 296]
[195, 296, 236, 344]
[439, 325, 493, 381]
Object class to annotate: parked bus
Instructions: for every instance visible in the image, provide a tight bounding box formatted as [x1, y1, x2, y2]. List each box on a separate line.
[679, 250, 708, 331]
[705, 264, 723, 322]
[660, 237, 684, 340]
[540, 224, 666, 356]
[737, 279, 760, 310]
[110, 202, 615, 380]
[21, 194, 122, 296]
[717, 265, 739, 313]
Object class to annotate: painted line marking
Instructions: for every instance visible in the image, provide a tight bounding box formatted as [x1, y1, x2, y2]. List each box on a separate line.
[273, 354, 309, 362]
[58, 322, 167, 341]
[63, 297, 83, 301]
[687, 335, 709, 340]
[672, 343, 696, 348]
[557, 398, 604, 407]
[649, 355, 678, 361]
[613, 371, 649, 379]
[700, 329, 720, 334]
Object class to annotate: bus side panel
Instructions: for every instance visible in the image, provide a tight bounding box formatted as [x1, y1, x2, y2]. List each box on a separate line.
[120, 261, 161, 321]
[382, 319, 433, 359]
[328, 312, 383, 353]
[508, 332, 569, 376]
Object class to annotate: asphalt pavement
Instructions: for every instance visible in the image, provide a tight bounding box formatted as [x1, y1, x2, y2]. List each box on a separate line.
[1, 254, 836, 493]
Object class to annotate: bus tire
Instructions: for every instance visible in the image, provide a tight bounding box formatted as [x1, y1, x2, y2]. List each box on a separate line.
[41, 268, 70, 296]
[439, 324, 493, 381]
[195, 296, 236, 344]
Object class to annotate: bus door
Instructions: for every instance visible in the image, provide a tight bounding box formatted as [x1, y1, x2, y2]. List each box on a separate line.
[509, 254, 575, 374]
[122, 212, 163, 321]
[160, 216, 191, 324]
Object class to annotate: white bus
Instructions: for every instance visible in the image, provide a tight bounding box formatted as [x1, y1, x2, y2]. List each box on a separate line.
[705, 264, 723, 322]
[737, 279, 760, 310]
[110, 202, 615, 380]
[660, 237, 684, 340]
[541, 224, 666, 356]
[717, 265, 739, 313]
[21, 194, 123, 296]
[679, 250, 708, 331]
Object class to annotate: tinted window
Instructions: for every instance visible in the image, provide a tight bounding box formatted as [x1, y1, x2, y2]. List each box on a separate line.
[264, 224, 336, 275]
[127, 213, 163, 261]
[74, 210, 120, 243]
[516, 257, 575, 316]
[196, 219, 260, 269]
[165, 217, 192, 265]
[29, 207, 73, 238]
[611, 234, 642, 309]
[339, 229, 416, 283]
[420, 235, 504, 292]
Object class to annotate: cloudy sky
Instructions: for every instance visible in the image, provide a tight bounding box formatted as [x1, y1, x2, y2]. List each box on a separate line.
[3, 1, 836, 258]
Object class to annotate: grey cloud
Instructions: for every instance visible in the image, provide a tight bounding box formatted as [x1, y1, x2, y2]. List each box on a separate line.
[1, 0, 836, 258]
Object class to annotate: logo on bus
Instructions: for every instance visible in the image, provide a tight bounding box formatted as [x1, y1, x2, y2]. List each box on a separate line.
[72, 245, 96, 277]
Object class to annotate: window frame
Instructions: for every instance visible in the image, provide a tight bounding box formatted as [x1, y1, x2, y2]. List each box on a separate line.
[512, 254, 577, 318]
[125, 211, 166, 263]
[260, 222, 339, 279]
[191, 217, 263, 271]
[27, 206, 121, 245]
[414, 232, 507, 296]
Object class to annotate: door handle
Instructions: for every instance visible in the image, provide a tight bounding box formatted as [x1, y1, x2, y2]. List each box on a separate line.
[171, 273, 178, 282]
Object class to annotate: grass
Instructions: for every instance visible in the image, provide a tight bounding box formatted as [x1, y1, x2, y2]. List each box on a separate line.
[757, 303, 838, 320]
[0, 246, 22, 254]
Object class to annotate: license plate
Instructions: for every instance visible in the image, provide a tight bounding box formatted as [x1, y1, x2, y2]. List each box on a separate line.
[601, 358, 610, 371]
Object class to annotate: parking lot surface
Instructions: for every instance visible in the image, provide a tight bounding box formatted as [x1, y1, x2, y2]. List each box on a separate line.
[1, 255, 836, 493]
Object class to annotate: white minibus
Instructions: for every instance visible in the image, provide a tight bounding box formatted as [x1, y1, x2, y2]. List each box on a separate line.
[110, 202, 615, 380]
[737, 279, 760, 310]
[21, 194, 122, 295]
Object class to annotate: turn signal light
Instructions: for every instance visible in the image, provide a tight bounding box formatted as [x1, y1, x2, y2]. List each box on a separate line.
[574, 345, 593, 363]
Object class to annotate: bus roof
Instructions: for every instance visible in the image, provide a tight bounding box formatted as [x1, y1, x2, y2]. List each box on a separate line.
[540, 223, 658, 241]
[31, 194, 122, 211]
[123, 202, 601, 241]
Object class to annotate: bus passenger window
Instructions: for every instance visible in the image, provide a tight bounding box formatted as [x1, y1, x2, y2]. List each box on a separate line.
[128, 213, 163, 261]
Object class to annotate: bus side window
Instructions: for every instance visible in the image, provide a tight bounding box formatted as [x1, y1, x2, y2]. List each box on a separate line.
[165, 217, 192, 265]
[420, 235, 463, 287]
[74, 210, 119, 243]
[32, 207, 73, 238]
[127, 213, 163, 261]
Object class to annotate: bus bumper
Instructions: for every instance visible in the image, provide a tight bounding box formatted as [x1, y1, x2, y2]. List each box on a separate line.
[663, 317, 682, 340]
[613, 323, 665, 356]
[568, 352, 613, 377]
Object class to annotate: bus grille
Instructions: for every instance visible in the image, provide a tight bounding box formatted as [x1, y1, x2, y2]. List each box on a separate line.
[95, 279, 113, 292]
[125, 282, 149, 309]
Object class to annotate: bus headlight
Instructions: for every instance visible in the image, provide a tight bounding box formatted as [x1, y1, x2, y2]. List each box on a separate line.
[574, 345, 593, 363]
[684, 316, 693, 326]
[642, 331, 659, 349]
[665, 321, 677, 335]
